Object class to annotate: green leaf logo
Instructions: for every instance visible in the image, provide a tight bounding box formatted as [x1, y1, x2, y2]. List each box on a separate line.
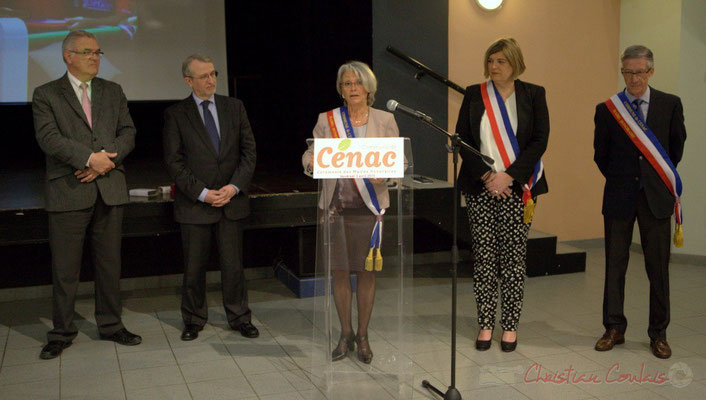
[338, 138, 351, 151]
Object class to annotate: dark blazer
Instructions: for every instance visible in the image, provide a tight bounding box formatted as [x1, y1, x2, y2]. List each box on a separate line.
[593, 87, 686, 219]
[456, 79, 549, 197]
[163, 94, 257, 224]
[33, 74, 136, 212]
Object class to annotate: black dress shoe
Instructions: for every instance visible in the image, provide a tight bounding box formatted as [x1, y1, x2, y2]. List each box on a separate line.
[100, 328, 142, 346]
[233, 322, 259, 338]
[501, 340, 517, 352]
[40, 340, 72, 360]
[475, 339, 491, 351]
[181, 324, 202, 341]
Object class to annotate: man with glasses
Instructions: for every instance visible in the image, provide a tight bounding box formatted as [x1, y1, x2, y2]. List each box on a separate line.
[33, 30, 141, 359]
[593, 45, 687, 359]
[163, 54, 258, 341]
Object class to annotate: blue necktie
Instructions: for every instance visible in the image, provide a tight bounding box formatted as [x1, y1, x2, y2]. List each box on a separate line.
[633, 99, 644, 122]
[201, 100, 220, 153]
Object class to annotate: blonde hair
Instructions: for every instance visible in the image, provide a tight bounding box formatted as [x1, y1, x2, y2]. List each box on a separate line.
[483, 37, 526, 79]
[335, 61, 377, 106]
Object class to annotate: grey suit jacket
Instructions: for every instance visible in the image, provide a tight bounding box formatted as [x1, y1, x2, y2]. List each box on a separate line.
[302, 107, 400, 210]
[33, 74, 136, 212]
[163, 94, 257, 224]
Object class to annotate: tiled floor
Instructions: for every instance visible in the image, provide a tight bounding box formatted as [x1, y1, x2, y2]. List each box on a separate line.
[0, 243, 705, 399]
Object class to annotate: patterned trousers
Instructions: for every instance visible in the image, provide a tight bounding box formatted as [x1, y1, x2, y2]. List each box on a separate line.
[465, 190, 530, 331]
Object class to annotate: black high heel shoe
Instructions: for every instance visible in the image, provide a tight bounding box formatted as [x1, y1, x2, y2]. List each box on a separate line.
[501, 332, 517, 352]
[355, 334, 373, 364]
[475, 330, 492, 351]
[332, 332, 355, 361]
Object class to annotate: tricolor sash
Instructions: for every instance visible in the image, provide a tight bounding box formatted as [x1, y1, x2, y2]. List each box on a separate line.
[326, 107, 385, 271]
[480, 80, 544, 223]
[604, 92, 684, 247]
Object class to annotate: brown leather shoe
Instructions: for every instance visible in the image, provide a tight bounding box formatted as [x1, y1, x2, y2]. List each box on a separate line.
[650, 339, 672, 359]
[594, 328, 625, 351]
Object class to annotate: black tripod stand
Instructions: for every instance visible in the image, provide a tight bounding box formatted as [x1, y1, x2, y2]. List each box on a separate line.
[390, 105, 493, 400]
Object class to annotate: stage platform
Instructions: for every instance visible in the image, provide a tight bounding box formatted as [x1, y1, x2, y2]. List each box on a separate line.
[0, 161, 585, 296]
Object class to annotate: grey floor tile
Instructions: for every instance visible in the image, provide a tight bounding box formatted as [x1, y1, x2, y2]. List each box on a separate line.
[118, 348, 177, 370]
[122, 365, 185, 391]
[0, 358, 60, 385]
[126, 384, 193, 400]
[187, 376, 256, 400]
[172, 343, 231, 364]
[246, 371, 297, 396]
[61, 354, 120, 379]
[596, 389, 667, 400]
[179, 358, 243, 383]
[2, 345, 46, 366]
[0, 378, 59, 399]
[511, 380, 595, 399]
[460, 385, 530, 400]
[60, 370, 125, 399]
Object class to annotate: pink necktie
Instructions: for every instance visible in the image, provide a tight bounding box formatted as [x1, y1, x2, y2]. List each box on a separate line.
[80, 82, 92, 128]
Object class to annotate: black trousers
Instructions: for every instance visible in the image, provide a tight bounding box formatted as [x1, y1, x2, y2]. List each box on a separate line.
[180, 218, 250, 328]
[603, 190, 671, 340]
[47, 197, 125, 342]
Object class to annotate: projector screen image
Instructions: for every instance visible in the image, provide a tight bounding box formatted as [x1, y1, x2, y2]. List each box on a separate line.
[0, 0, 228, 103]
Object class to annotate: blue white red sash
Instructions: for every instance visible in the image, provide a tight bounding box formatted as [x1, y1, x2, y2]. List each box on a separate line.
[480, 80, 544, 223]
[604, 92, 684, 247]
[326, 107, 385, 270]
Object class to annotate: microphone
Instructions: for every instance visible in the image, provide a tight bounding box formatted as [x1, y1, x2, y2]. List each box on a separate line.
[386, 99, 433, 123]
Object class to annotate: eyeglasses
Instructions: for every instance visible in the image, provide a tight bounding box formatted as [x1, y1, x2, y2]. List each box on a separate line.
[342, 80, 363, 89]
[69, 50, 104, 58]
[621, 68, 651, 78]
[187, 70, 219, 80]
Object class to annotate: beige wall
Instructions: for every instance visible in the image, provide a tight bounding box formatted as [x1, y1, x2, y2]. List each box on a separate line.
[448, 0, 621, 240]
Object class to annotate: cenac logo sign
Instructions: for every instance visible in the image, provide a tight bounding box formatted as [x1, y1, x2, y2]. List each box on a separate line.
[313, 138, 404, 179]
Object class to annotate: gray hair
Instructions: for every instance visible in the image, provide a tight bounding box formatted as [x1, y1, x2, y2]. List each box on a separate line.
[182, 54, 214, 77]
[621, 45, 654, 69]
[61, 30, 97, 64]
[336, 61, 377, 106]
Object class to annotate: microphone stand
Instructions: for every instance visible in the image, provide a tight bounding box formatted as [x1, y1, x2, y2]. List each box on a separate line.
[401, 113, 492, 400]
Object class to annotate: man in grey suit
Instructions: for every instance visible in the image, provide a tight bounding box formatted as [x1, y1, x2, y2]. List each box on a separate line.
[163, 54, 258, 341]
[33, 30, 141, 359]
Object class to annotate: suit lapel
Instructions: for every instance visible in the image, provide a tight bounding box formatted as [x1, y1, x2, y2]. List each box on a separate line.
[515, 80, 530, 141]
[91, 78, 102, 130]
[469, 86, 485, 147]
[646, 86, 660, 127]
[366, 108, 379, 137]
[185, 96, 219, 158]
[215, 95, 230, 156]
[60, 75, 91, 129]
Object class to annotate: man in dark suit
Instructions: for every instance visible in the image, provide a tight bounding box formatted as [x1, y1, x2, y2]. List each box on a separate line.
[163, 54, 258, 341]
[593, 45, 686, 359]
[33, 30, 141, 359]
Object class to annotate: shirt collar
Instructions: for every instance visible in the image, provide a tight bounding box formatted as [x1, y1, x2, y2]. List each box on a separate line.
[192, 93, 216, 106]
[67, 71, 92, 88]
[624, 86, 650, 104]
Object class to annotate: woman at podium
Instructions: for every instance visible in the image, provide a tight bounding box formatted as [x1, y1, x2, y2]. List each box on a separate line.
[302, 61, 399, 364]
[455, 38, 549, 352]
